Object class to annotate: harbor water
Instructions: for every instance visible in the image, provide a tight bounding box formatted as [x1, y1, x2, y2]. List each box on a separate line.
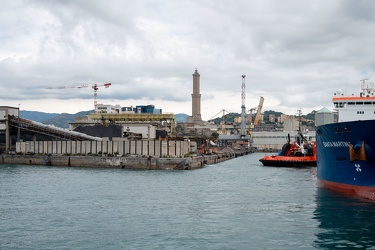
[1, 153, 375, 249]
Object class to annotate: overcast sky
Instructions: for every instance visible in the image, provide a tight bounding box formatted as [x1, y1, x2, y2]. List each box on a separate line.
[1, 0, 375, 120]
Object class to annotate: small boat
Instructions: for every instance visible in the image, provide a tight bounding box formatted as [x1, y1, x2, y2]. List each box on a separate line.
[316, 78, 375, 200]
[259, 132, 317, 167]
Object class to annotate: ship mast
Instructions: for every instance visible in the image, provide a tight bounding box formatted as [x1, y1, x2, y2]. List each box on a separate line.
[360, 78, 374, 97]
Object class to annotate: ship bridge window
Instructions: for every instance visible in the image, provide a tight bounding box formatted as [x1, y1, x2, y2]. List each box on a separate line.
[348, 102, 355, 105]
[356, 102, 364, 105]
[334, 102, 345, 108]
[364, 102, 372, 105]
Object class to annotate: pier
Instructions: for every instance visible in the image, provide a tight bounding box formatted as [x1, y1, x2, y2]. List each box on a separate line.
[0, 105, 251, 170]
[1, 147, 249, 170]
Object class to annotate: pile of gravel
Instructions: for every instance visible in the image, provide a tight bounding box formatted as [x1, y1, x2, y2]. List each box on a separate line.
[74, 124, 122, 140]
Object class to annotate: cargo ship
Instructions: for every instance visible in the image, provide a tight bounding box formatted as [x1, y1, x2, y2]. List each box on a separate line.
[259, 132, 316, 167]
[316, 78, 375, 200]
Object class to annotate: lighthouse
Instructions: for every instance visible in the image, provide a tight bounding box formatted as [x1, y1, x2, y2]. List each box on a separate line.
[191, 68, 202, 123]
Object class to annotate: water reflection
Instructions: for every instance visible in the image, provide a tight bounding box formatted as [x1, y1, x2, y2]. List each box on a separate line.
[313, 188, 375, 249]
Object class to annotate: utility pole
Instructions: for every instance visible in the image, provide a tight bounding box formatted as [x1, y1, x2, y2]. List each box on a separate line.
[240, 75, 246, 139]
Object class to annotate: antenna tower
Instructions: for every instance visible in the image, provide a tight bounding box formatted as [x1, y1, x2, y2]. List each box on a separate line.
[240, 75, 246, 138]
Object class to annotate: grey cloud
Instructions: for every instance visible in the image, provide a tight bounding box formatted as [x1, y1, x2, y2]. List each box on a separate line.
[1, 0, 375, 117]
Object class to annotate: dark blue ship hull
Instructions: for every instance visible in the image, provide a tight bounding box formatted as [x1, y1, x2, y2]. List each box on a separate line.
[316, 120, 375, 200]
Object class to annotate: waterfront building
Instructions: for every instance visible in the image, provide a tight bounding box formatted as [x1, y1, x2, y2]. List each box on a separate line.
[96, 104, 122, 114]
[279, 114, 286, 123]
[315, 107, 334, 126]
[251, 131, 316, 151]
[283, 115, 299, 131]
[268, 114, 275, 122]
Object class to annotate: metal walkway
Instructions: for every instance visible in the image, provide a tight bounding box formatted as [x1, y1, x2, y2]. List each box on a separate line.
[7, 115, 102, 141]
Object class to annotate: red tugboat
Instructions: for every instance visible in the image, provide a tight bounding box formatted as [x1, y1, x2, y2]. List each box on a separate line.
[259, 132, 317, 167]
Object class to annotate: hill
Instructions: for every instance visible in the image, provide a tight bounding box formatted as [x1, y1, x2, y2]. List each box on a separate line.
[42, 110, 93, 128]
[20, 110, 60, 122]
[208, 112, 240, 124]
[175, 113, 189, 123]
[263, 110, 283, 120]
[18, 110, 315, 128]
[208, 110, 316, 125]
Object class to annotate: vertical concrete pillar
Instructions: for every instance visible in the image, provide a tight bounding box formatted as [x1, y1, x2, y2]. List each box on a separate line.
[91, 141, 95, 154]
[16, 142, 21, 153]
[136, 140, 142, 155]
[124, 140, 130, 155]
[34, 141, 38, 154]
[161, 141, 168, 157]
[154, 141, 160, 156]
[68, 141, 74, 154]
[108, 141, 113, 155]
[85, 141, 91, 154]
[20, 142, 27, 153]
[29, 141, 35, 154]
[56, 141, 61, 155]
[47, 141, 52, 154]
[82, 141, 86, 155]
[76, 141, 82, 154]
[36, 141, 40, 154]
[62, 141, 67, 155]
[52, 141, 57, 154]
[113, 141, 119, 155]
[70, 141, 75, 154]
[96, 141, 102, 155]
[39, 141, 44, 154]
[130, 140, 136, 155]
[148, 140, 155, 156]
[142, 140, 148, 156]
[118, 141, 124, 156]
[176, 141, 181, 156]
[169, 141, 176, 157]
[102, 141, 108, 154]
[43, 141, 48, 154]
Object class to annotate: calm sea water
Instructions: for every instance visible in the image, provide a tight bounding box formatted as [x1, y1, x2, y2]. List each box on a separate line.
[1, 153, 375, 250]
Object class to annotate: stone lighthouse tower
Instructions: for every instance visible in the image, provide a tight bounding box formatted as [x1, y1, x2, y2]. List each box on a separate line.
[191, 68, 202, 123]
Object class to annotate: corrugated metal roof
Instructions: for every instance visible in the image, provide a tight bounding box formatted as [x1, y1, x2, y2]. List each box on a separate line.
[317, 107, 331, 113]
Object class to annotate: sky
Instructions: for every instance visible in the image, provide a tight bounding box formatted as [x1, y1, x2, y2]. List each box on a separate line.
[1, 0, 375, 121]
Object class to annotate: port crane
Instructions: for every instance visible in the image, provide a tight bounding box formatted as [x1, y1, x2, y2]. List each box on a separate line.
[253, 96, 264, 126]
[209, 109, 228, 134]
[248, 107, 256, 124]
[46, 83, 111, 113]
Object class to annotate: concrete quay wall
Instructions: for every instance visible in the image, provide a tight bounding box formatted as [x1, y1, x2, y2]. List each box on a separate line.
[0, 152, 240, 170]
[16, 140, 196, 158]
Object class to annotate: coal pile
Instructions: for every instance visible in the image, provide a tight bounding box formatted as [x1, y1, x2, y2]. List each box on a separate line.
[74, 124, 122, 140]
